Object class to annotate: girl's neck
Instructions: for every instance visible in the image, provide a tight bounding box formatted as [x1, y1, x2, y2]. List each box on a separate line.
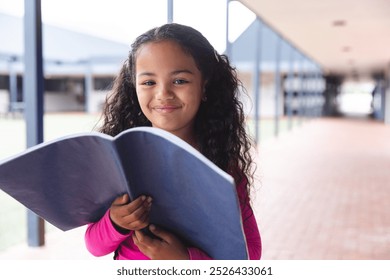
[171, 129, 200, 151]
[185, 137, 200, 151]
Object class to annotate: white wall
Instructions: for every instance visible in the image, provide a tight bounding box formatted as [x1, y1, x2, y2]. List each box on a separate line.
[45, 91, 84, 112]
[0, 90, 9, 114]
[0, 89, 109, 114]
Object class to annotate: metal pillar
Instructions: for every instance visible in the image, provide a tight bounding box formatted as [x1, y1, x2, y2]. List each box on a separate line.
[311, 64, 319, 117]
[225, 0, 232, 58]
[253, 18, 262, 144]
[316, 68, 324, 117]
[314, 66, 320, 116]
[167, 0, 173, 23]
[84, 63, 93, 113]
[24, 0, 45, 247]
[274, 34, 281, 137]
[286, 46, 295, 130]
[8, 58, 18, 112]
[307, 68, 313, 117]
[380, 78, 386, 122]
[297, 54, 305, 124]
[385, 64, 390, 125]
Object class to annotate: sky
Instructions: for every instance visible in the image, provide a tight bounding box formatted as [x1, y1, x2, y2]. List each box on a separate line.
[0, 0, 255, 52]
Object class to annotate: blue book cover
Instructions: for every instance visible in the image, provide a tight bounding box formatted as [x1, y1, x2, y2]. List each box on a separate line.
[0, 127, 248, 259]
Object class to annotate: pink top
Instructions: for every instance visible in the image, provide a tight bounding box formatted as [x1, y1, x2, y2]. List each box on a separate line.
[85, 177, 261, 260]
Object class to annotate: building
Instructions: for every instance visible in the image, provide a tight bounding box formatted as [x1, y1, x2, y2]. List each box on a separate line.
[0, 12, 129, 114]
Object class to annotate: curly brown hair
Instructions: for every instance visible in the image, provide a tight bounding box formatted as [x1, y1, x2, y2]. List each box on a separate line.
[99, 23, 255, 194]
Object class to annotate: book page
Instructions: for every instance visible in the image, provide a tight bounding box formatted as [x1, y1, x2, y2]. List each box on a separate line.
[0, 134, 128, 231]
[114, 127, 247, 260]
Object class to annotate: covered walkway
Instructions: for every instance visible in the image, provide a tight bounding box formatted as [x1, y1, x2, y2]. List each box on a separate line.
[0, 116, 389, 259]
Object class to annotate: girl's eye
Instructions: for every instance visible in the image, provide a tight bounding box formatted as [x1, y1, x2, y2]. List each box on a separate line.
[174, 79, 188, 85]
[142, 81, 155, 86]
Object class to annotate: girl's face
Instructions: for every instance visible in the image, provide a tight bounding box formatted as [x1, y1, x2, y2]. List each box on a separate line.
[135, 40, 205, 144]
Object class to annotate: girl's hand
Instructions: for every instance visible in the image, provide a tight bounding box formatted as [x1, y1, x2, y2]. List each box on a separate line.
[109, 194, 152, 231]
[133, 225, 189, 260]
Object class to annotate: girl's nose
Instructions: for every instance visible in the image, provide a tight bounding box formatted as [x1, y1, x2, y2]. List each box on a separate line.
[156, 84, 174, 100]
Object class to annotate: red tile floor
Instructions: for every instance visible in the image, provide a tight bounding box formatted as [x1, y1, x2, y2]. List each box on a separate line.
[254, 117, 390, 259]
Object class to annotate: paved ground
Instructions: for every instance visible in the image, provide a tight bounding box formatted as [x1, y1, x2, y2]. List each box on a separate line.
[0, 116, 389, 259]
[255, 117, 390, 259]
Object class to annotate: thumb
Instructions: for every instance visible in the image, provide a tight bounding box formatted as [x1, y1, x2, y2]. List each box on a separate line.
[113, 194, 129, 206]
[149, 225, 172, 243]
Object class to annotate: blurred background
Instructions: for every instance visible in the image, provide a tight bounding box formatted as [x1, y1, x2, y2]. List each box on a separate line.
[0, 0, 389, 259]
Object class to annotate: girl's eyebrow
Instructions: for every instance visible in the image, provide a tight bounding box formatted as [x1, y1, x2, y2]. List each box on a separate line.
[171, 69, 194, 75]
[137, 72, 155, 77]
[137, 69, 194, 78]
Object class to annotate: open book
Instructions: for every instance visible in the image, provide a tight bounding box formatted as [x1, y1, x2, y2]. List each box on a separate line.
[0, 127, 248, 260]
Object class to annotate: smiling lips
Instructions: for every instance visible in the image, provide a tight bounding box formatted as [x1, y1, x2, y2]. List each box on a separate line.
[153, 104, 181, 113]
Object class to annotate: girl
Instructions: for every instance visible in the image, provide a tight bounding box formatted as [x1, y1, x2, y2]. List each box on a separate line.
[85, 23, 261, 260]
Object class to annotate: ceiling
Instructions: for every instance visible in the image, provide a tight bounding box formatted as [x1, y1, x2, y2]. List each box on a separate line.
[238, 0, 390, 81]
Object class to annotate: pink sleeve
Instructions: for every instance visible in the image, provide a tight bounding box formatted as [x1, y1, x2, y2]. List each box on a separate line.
[84, 210, 131, 257]
[237, 177, 262, 260]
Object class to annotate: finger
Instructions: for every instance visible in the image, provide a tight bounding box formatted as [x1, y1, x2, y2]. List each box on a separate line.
[123, 195, 152, 214]
[125, 209, 150, 230]
[112, 194, 129, 206]
[134, 230, 154, 246]
[132, 232, 148, 253]
[149, 225, 172, 244]
[132, 232, 142, 248]
[123, 197, 151, 219]
[110, 195, 146, 228]
[132, 231, 139, 244]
